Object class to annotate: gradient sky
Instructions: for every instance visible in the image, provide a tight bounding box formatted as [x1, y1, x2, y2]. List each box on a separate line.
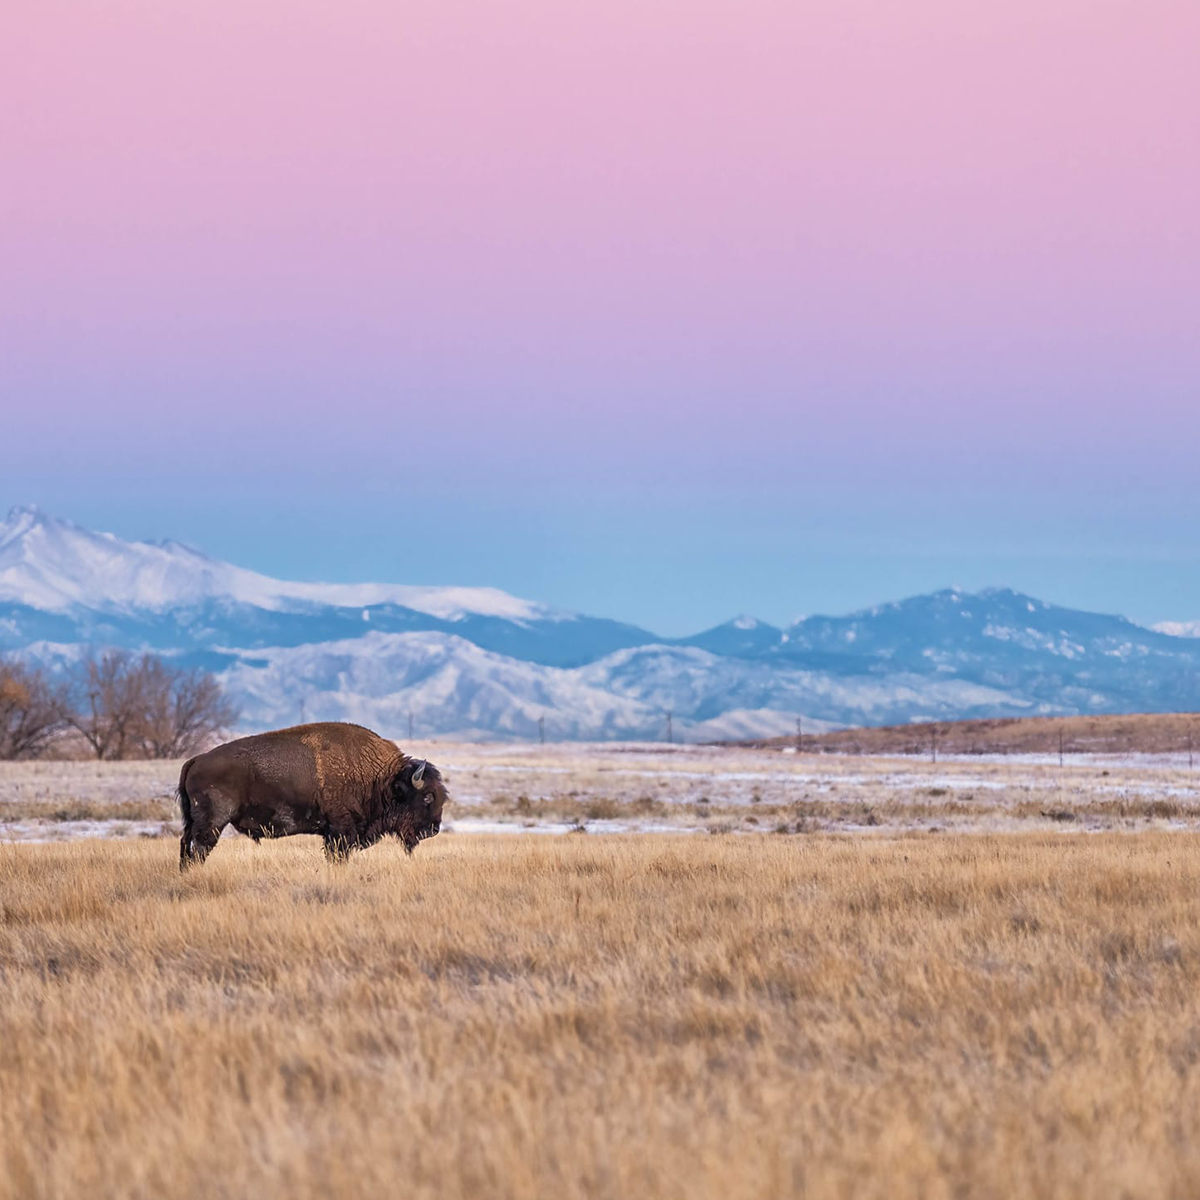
[2, 0, 1198, 634]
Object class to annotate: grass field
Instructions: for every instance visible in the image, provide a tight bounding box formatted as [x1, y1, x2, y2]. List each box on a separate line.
[5, 832, 1200, 1198]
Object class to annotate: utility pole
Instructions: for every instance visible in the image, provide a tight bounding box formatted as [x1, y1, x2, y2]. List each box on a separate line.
[930, 724, 937, 764]
[538, 716, 545, 745]
[666, 710, 673, 745]
[796, 716, 803, 754]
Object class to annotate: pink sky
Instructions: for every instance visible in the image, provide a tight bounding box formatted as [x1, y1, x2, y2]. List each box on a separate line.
[2, 0, 1197, 629]
[6, 0, 1196, 371]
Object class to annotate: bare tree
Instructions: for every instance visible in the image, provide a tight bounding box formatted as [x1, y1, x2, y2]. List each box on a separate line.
[139, 658, 238, 758]
[0, 659, 67, 759]
[65, 650, 237, 760]
[65, 650, 146, 760]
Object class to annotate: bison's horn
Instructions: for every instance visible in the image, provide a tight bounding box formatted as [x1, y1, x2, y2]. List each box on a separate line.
[412, 760, 426, 789]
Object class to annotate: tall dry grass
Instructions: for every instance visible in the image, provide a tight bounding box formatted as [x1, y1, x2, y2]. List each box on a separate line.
[4, 832, 1200, 1198]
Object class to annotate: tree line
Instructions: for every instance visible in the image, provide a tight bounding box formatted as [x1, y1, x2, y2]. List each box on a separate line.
[0, 651, 237, 761]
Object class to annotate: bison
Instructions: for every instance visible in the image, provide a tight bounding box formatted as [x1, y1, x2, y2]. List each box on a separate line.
[177, 721, 447, 869]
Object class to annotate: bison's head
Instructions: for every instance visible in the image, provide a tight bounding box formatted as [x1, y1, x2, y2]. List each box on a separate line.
[391, 758, 447, 853]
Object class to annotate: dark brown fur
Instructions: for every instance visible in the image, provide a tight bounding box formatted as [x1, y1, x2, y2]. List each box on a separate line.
[178, 722, 447, 869]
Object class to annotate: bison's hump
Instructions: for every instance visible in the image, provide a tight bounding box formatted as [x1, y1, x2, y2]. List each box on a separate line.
[193, 722, 403, 788]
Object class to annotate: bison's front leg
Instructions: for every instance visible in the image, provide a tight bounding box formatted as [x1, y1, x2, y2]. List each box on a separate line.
[323, 827, 357, 862]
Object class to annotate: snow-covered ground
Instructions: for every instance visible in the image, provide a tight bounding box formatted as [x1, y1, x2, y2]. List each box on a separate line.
[2, 819, 170, 844]
[4, 742, 1200, 844]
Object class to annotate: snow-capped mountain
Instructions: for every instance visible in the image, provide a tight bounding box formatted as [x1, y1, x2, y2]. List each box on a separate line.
[0, 505, 549, 620]
[679, 614, 785, 658]
[769, 588, 1200, 717]
[3, 506, 1198, 740]
[0, 506, 654, 668]
[212, 632, 1008, 739]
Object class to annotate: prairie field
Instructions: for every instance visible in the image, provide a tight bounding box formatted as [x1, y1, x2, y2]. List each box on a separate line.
[5, 831, 1200, 1198]
[5, 740, 1200, 842]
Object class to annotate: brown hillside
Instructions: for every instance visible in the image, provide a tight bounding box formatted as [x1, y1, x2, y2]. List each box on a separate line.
[740, 712, 1200, 757]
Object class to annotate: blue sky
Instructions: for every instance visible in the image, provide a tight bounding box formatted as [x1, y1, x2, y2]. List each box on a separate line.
[4, 388, 1198, 637]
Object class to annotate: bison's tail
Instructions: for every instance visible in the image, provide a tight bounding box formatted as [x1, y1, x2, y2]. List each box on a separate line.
[177, 757, 197, 871]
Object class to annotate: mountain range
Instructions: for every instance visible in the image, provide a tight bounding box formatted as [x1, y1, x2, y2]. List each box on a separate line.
[3, 505, 1198, 740]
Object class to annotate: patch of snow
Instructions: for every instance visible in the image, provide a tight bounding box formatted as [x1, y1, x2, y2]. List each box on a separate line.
[446, 818, 702, 836]
[0, 819, 169, 844]
[1155, 620, 1200, 639]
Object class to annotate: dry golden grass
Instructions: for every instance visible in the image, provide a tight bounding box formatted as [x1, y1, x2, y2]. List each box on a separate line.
[5, 833, 1200, 1198]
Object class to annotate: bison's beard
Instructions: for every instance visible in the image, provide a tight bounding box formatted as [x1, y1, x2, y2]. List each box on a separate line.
[394, 812, 438, 854]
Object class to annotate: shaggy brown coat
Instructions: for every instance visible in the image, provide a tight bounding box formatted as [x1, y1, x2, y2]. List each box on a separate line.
[178, 722, 447, 869]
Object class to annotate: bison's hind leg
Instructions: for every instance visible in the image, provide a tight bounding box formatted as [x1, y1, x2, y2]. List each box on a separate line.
[179, 813, 194, 871]
[179, 818, 202, 872]
[181, 822, 224, 870]
[178, 785, 232, 870]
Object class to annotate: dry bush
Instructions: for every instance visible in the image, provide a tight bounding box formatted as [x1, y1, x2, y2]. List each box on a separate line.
[0, 659, 66, 760]
[6, 833, 1200, 1198]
